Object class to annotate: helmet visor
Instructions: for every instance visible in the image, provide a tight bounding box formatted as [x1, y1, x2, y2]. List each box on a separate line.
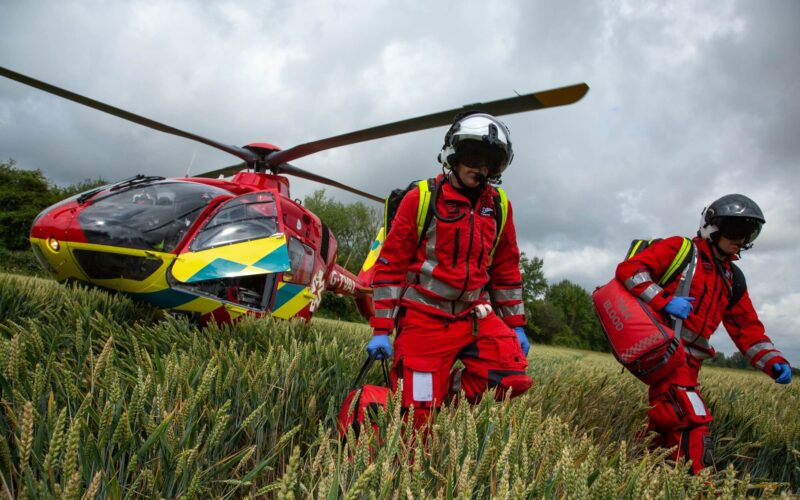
[717, 217, 762, 244]
[454, 141, 507, 175]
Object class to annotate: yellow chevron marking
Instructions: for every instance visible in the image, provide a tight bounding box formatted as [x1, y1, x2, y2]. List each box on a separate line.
[171, 233, 288, 283]
[271, 282, 311, 319]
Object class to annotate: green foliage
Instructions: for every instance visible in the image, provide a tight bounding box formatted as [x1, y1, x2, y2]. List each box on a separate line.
[705, 351, 753, 370]
[0, 160, 52, 250]
[519, 252, 547, 302]
[546, 280, 608, 352]
[526, 299, 569, 345]
[0, 159, 105, 251]
[316, 293, 365, 323]
[0, 248, 47, 278]
[0, 272, 796, 497]
[303, 189, 379, 322]
[303, 189, 380, 275]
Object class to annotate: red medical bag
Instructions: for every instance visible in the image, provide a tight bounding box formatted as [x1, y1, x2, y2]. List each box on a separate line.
[338, 350, 392, 439]
[592, 279, 685, 384]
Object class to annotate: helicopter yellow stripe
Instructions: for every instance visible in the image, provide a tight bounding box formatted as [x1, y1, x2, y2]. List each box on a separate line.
[30, 237, 90, 282]
[171, 296, 226, 315]
[271, 282, 311, 319]
[30, 238, 264, 316]
[30, 238, 178, 293]
[172, 234, 290, 283]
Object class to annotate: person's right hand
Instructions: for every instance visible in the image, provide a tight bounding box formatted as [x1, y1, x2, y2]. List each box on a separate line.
[773, 363, 793, 384]
[663, 296, 695, 319]
[513, 327, 531, 356]
[366, 334, 392, 358]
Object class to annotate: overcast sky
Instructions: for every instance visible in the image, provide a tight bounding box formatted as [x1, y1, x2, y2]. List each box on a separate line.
[1, 0, 798, 365]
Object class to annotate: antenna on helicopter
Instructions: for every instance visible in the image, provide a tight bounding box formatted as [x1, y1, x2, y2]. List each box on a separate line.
[185, 151, 197, 177]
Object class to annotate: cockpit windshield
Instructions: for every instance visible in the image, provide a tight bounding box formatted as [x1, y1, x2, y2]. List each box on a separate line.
[189, 192, 279, 251]
[78, 180, 233, 252]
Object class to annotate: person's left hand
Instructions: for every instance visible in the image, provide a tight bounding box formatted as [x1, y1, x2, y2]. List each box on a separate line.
[772, 363, 793, 384]
[513, 326, 530, 356]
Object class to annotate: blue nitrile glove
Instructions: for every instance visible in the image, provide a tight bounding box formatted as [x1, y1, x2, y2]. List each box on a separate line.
[513, 327, 530, 356]
[663, 296, 695, 319]
[772, 363, 792, 384]
[366, 334, 392, 359]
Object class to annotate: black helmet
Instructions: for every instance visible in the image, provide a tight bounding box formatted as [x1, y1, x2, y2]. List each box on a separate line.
[698, 194, 765, 248]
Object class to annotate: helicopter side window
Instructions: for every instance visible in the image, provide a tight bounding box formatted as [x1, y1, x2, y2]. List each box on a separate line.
[190, 192, 279, 251]
[286, 237, 315, 285]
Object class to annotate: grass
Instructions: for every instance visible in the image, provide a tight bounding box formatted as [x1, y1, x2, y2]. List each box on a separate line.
[0, 272, 797, 498]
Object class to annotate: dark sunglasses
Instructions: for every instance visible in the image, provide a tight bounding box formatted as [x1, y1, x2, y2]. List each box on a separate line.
[718, 219, 762, 243]
[459, 152, 502, 170]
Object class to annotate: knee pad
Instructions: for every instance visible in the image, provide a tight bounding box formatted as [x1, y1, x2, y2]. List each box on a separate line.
[494, 372, 533, 399]
[680, 426, 714, 474]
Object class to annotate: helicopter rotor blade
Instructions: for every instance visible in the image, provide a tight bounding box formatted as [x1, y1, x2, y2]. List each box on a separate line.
[277, 163, 383, 203]
[0, 66, 259, 164]
[265, 83, 589, 166]
[196, 162, 248, 179]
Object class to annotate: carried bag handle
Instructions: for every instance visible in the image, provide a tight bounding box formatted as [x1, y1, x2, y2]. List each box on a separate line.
[351, 349, 392, 390]
[671, 241, 698, 339]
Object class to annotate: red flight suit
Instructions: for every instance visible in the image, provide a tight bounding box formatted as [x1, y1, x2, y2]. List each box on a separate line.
[616, 235, 789, 474]
[370, 175, 531, 425]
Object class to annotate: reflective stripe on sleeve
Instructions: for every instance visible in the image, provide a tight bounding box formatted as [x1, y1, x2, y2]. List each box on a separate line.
[490, 288, 522, 302]
[497, 303, 525, 318]
[755, 350, 782, 370]
[640, 283, 663, 302]
[624, 271, 652, 290]
[746, 342, 775, 360]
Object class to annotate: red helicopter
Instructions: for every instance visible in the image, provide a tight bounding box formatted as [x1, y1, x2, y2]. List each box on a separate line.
[0, 66, 588, 324]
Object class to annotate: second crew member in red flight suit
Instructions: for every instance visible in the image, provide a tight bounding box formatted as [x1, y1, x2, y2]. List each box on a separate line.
[615, 194, 792, 474]
[366, 112, 532, 427]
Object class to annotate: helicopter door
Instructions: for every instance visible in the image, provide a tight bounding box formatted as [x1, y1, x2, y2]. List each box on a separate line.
[170, 192, 290, 283]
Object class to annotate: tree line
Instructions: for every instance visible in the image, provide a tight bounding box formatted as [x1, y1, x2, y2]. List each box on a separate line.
[0, 160, 106, 275]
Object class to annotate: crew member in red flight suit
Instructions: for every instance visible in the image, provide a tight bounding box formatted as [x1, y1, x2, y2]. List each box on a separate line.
[615, 194, 792, 474]
[366, 112, 532, 427]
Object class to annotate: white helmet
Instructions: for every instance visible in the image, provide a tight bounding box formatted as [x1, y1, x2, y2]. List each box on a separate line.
[438, 112, 513, 181]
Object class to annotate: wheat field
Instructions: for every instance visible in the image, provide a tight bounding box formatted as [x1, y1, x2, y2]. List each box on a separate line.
[0, 272, 797, 498]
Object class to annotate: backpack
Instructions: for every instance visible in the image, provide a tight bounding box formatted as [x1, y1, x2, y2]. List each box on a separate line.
[626, 237, 746, 309]
[383, 177, 509, 264]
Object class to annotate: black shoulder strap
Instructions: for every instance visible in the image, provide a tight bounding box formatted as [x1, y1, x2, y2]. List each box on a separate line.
[711, 257, 747, 310]
[728, 262, 747, 309]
